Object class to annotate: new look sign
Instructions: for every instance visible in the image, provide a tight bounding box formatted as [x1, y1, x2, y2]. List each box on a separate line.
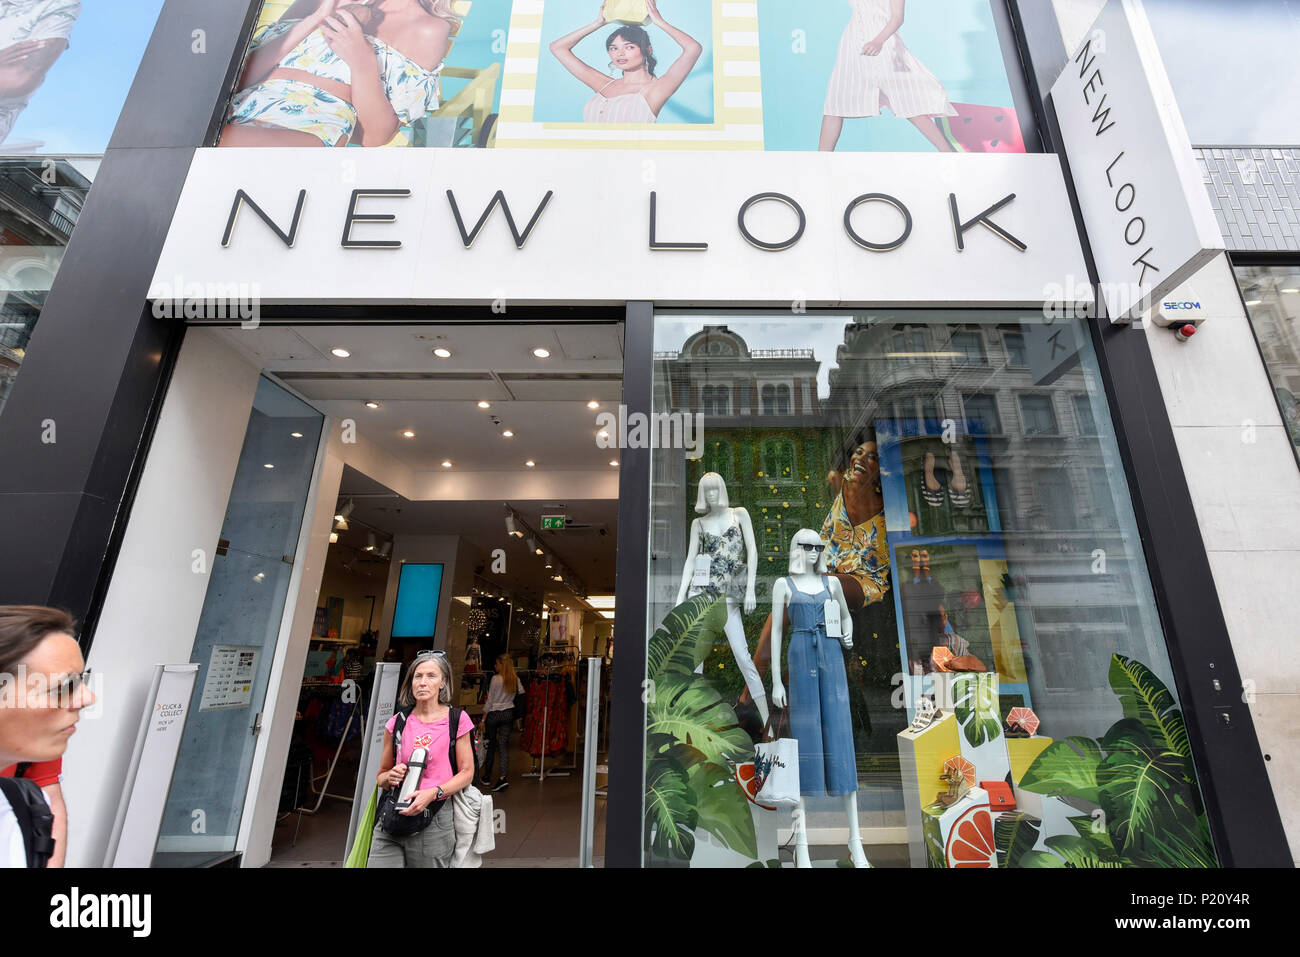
[153, 148, 1090, 310]
[1050, 0, 1222, 322]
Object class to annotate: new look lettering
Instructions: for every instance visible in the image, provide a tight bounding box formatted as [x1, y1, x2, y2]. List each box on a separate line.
[221, 187, 1026, 257]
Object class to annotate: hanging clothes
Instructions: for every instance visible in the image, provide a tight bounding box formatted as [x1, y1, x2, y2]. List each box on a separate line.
[521, 674, 569, 757]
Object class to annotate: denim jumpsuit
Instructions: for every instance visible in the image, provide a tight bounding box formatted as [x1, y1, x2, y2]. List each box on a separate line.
[785, 576, 858, 797]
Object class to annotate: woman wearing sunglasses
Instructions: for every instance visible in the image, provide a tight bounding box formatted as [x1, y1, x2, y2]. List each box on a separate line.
[368, 650, 474, 868]
[0, 605, 95, 868]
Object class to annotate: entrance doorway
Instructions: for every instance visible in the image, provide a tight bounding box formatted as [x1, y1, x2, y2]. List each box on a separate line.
[209, 322, 623, 867]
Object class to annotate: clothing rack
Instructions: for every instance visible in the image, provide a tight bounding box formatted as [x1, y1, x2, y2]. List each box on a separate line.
[522, 668, 570, 781]
[296, 686, 363, 819]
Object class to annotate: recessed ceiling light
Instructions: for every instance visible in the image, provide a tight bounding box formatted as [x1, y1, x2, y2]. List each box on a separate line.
[502, 430, 514, 438]
[263, 463, 275, 469]
[365, 401, 380, 409]
[587, 400, 600, 409]
[331, 348, 351, 358]
[532, 347, 551, 359]
[403, 430, 416, 438]
[477, 401, 491, 409]
[442, 460, 453, 468]
[609, 460, 619, 467]
[433, 348, 453, 358]
[525, 460, 536, 467]
[290, 432, 303, 438]
[329, 532, 338, 544]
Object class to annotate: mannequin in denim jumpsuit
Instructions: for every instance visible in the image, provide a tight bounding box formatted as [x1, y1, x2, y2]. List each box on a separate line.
[770, 528, 871, 868]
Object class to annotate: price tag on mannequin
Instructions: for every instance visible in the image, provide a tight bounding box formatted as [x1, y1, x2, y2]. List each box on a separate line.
[693, 555, 711, 588]
[824, 599, 843, 638]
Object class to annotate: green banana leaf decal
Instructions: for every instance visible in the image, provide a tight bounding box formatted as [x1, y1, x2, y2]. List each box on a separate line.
[646, 594, 726, 684]
[1067, 815, 1118, 860]
[645, 753, 697, 860]
[1096, 719, 1192, 856]
[994, 812, 1042, 869]
[687, 762, 759, 859]
[1016, 850, 1065, 868]
[1017, 736, 1102, 803]
[1109, 655, 1191, 761]
[952, 673, 1002, 747]
[1045, 835, 1124, 868]
[648, 673, 755, 768]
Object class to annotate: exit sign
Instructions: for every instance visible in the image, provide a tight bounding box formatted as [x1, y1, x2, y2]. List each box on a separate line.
[541, 516, 566, 530]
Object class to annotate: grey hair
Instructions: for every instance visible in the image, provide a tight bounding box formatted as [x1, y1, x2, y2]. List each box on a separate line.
[694, 472, 729, 514]
[399, 651, 454, 709]
[787, 529, 829, 575]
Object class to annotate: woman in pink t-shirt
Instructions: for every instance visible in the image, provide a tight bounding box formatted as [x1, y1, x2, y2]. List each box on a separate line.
[368, 650, 474, 868]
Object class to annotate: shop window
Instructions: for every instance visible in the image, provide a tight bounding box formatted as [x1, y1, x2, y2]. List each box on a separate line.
[647, 310, 1216, 870]
[1004, 333, 1027, 367]
[1073, 395, 1098, 436]
[951, 330, 987, 366]
[1018, 395, 1059, 436]
[962, 392, 1002, 435]
[702, 384, 730, 416]
[1235, 264, 1300, 464]
[762, 384, 791, 415]
[761, 438, 796, 482]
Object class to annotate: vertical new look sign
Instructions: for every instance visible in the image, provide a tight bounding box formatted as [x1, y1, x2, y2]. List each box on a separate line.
[1050, 0, 1222, 322]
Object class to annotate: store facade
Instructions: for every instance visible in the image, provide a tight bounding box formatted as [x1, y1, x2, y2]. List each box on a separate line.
[0, 0, 1290, 869]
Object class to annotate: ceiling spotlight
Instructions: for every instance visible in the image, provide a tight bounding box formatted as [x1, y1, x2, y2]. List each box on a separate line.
[442, 460, 453, 468]
[290, 432, 303, 438]
[403, 430, 416, 438]
[526, 536, 540, 553]
[587, 400, 600, 409]
[502, 430, 514, 438]
[609, 460, 619, 467]
[597, 430, 609, 440]
[535, 545, 545, 556]
[544, 554, 553, 569]
[329, 532, 339, 544]
[263, 463, 274, 469]
[378, 541, 392, 559]
[365, 401, 381, 409]
[335, 500, 355, 523]
[505, 509, 523, 538]
[366, 532, 377, 552]
[434, 348, 453, 358]
[532, 347, 551, 358]
[331, 347, 351, 358]
[477, 401, 491, 409]
[525, 460, 536, 468]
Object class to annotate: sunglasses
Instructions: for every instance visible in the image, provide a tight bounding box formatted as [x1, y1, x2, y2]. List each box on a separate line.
[797, 543, 827, 554]
[45, 670, 92, 705]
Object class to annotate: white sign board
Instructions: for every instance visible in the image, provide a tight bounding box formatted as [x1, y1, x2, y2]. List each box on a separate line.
[1050, 0, 1222, 322]
[344, 662, 403, 857]
[152, 148, 1092, 310]
[198, 644, 258, 711]
[104, 664, 200, 867]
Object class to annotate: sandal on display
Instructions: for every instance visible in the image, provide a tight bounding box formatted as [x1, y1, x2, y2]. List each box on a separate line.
[920, 451, 946, 508]
[947, 449, 972, 508]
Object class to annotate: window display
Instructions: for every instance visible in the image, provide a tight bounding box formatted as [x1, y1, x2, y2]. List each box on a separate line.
[643, 312, 1218, 868]
[1236, 264, 1300, 464]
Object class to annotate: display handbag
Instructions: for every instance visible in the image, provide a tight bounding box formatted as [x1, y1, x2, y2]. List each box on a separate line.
[752, 708, 800, 808]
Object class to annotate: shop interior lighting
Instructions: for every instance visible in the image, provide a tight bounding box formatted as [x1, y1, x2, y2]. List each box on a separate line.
[587, 400, 600, 409]
[365, 401, 380, 409]
[532, 347, 551, 358]
[525, 460, 536, 468]
[434, 348, 453, 358]
[502, 429, 514, 437]
[478, 401, 491, 408]
[403, 430, 416, 438]
[290, 432, 303, 438]
[331, 347, 351, 358]
[442, 460, 453, 468]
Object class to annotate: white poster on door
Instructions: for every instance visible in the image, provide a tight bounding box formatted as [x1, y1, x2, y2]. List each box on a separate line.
[198, 645, 259, 711]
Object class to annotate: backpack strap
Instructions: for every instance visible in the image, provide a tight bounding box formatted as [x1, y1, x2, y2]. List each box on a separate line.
[392, 710, 410, 774]
[448, 706, 461, 775]
[14, 763, 32, 780]
[0, 777, 54, 868]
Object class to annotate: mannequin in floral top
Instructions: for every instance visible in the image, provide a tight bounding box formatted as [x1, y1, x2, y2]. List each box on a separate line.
[676, 473, 769, 723]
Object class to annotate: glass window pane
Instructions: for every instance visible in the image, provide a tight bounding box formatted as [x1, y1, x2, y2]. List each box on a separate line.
[645, 310, 1217, 869]
[1235, 264, 1300, 463]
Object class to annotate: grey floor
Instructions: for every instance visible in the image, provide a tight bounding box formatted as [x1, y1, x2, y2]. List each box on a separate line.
[267, 738, 604, 868]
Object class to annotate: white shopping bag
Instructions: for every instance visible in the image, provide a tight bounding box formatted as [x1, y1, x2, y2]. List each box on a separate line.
[753, 737, 800, 808]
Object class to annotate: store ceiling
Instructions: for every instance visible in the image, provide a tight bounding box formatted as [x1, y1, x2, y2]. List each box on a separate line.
[216, 323, 624, 474]
[336, 466, 619, 598]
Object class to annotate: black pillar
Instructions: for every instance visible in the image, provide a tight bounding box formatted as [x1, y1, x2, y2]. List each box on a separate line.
[0, 0, 261, 642]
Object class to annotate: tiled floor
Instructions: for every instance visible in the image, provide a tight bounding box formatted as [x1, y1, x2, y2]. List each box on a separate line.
[267, 740, 602, 868]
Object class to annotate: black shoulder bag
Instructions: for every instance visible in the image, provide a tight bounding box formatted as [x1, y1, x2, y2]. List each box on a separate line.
[377, 711, 443, 838]
[0, 776, 54, 868]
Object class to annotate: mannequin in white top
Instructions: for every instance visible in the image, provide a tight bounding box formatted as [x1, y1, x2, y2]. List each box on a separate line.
[771, 529, 871, 868]
[676, 473, 768, 724]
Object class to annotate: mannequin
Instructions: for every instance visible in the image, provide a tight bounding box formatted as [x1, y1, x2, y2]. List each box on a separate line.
[677, 472, 769, 723]
[770, 528, 870, 868]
